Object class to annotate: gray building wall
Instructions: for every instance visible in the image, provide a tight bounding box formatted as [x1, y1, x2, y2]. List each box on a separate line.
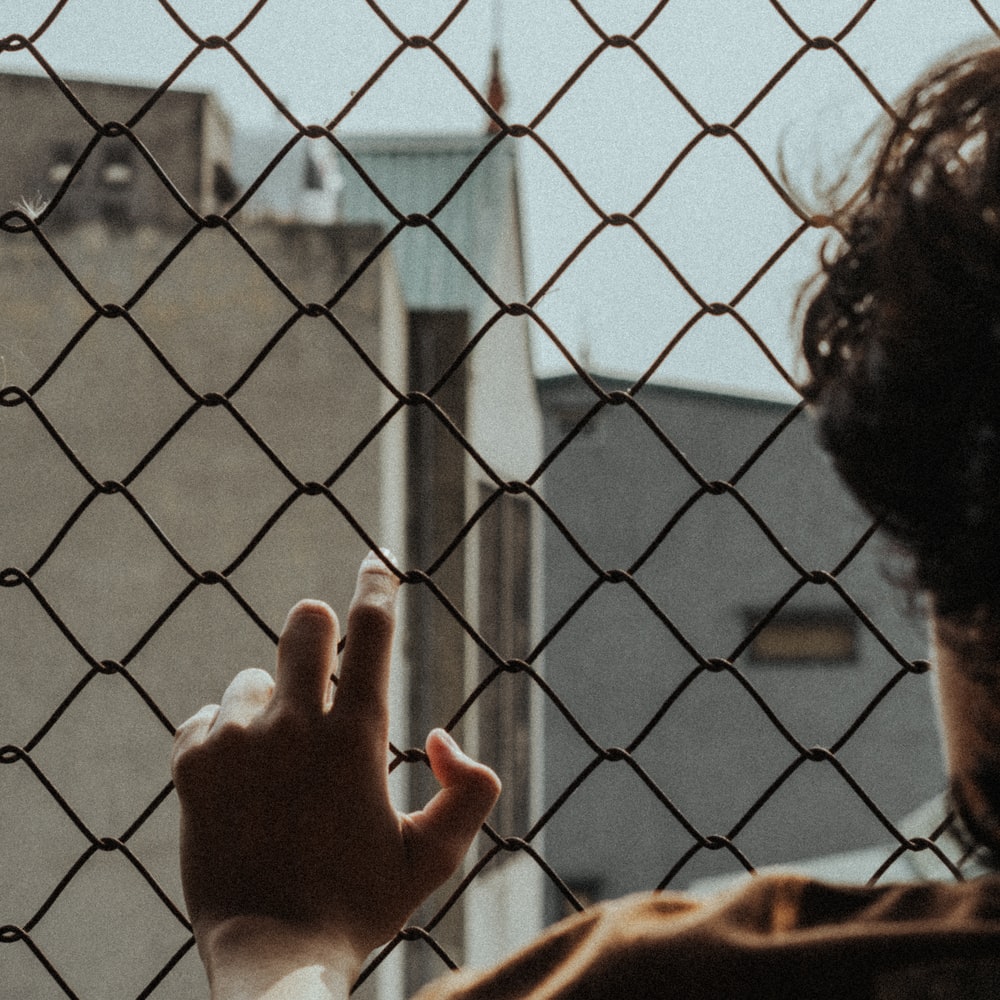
[340, 132, 547, 978]
[537, 375, 944, 918]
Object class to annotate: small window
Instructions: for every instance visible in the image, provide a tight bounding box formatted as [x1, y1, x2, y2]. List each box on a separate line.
[48, 143, 75, 185]
[101, 198, 134, 228]
[478, 486, 533, 843]
[101, 144, 134, 188]
[213, 162, 239, 203]
[302, 149, 324, 191]
[745, 608, 858, 665]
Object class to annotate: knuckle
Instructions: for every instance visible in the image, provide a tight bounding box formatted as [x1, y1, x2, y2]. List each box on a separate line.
[329, 695, 388, 733]
[263, 700, 311, 738]
[208, 716, 261, 747]
[172, 714, 198, 745]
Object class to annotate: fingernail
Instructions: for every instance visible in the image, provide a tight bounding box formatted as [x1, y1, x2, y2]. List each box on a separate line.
[362, 548, 396, 572]
[433, 727, 471, 762]
[355, 550, 401, 604]
[436, 727, 459, 751]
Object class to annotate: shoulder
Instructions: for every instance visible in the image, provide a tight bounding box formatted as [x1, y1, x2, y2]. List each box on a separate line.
[413, 876, 1000, 999]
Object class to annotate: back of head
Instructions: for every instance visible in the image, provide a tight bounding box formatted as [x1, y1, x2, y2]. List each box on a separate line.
[801, 46, 1000, 626]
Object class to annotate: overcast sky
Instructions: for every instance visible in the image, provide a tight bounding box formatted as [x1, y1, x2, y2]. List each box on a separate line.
[3, 0, 999, 398]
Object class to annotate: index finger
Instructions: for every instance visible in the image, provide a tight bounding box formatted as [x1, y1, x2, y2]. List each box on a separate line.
[330, 550, 400, 725]
[275, 599, 340, 712]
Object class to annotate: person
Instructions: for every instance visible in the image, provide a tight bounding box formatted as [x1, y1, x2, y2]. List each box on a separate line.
[172, 46, 1000, 999]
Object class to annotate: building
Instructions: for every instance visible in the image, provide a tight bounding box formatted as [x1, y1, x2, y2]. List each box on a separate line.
[536, 374, 944, 921]
[230, 122, 343, 224]
[0, 70, 544, 1000]
[0, 71, 235, 229]
[339, 130, 546, 993]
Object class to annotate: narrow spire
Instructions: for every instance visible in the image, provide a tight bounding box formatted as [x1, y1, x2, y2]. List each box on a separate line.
[485, 46, 506, 134]
[579, 319, 593, 375]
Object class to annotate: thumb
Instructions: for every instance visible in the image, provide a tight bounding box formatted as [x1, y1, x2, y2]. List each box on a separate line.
[405, 729, 502, 889]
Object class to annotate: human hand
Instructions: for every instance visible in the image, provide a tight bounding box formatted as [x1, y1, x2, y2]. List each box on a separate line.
[170, 552, 502, 998]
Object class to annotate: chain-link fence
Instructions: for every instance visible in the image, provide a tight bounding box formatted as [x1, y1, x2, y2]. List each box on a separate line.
[3, 2, 1000, 998]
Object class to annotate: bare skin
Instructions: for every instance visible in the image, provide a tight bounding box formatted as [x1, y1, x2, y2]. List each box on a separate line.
[171, 552, 502, 1000]
[931, 616, 1000, 854]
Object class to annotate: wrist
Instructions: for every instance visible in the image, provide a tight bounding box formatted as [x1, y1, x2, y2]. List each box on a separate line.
[196, 915, 365, 1000]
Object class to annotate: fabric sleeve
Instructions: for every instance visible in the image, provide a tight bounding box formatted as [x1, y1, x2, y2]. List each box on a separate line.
[411, 873, 1000, 1000]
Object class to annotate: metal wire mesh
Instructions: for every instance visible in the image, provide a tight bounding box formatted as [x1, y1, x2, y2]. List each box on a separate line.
[3, 2, 1000, 997]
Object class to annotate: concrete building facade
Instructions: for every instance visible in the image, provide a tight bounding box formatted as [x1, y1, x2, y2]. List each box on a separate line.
[0, 71, 234, 229]
[339, 132, 547, 992]
[1, 71, 544, 1000]
[536, 374, 944, 920]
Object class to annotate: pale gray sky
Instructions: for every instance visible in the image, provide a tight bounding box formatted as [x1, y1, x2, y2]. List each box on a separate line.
[3, 0, 999, 397]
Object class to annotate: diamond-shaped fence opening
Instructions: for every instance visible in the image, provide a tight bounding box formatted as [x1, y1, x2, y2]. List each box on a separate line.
[2, 3, 997, 998]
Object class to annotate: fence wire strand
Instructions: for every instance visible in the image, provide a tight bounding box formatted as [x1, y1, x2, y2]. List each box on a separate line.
[3, 2, 998, 997]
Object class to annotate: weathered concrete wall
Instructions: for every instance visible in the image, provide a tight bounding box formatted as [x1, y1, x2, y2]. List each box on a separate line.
[0, 84, 548, 996]
[537, 375, 943, 917]
[0, 72, 230, 227]
[0, 216, 408, 1000]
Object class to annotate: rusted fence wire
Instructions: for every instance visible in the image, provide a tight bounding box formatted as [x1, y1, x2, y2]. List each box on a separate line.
[3, 2, 999, 997]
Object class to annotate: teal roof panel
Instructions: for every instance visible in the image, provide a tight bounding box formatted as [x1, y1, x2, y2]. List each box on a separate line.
[338, 133, 523, 317]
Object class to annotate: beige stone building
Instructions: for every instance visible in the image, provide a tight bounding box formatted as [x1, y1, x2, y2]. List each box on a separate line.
[0, 71, 544, 1000]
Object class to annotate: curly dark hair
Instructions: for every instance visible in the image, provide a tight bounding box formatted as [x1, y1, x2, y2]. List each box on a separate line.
[801, 46, 1000, 624]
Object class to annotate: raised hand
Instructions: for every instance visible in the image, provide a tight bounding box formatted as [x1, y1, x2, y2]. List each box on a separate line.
[171, 552, 502, 999]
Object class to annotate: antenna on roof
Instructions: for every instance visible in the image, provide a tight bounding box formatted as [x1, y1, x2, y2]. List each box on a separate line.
[492, 0, 503, 43]
[485, 1, 506, 134]
[578, 309, 593, 374]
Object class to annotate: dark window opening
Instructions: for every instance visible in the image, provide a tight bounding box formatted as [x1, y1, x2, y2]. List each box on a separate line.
[302, 149, 324, 191]
[213, 161, 239, 203]
[101, 197, 134, 229]
[555, 408, 601, 441]
[48, 142, 75, 185]
[100, 142, 135, 188]
[745, 608, 858, 665]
